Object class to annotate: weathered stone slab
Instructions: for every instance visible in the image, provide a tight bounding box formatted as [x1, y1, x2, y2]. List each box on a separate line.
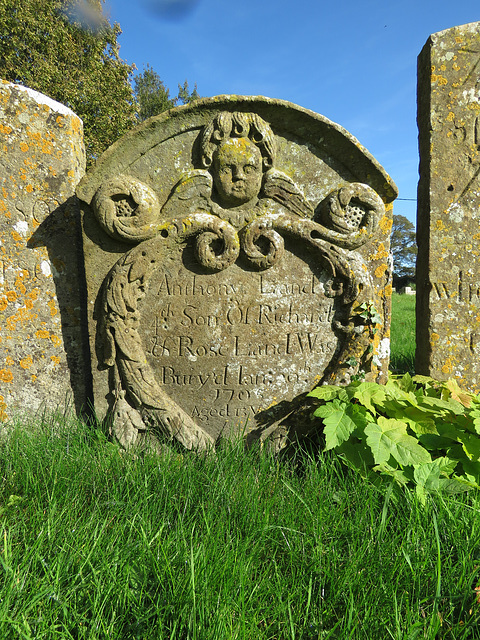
[417, 23, 480, 390]
[77, 96, 397, 449]
[0, 80, 86, 420]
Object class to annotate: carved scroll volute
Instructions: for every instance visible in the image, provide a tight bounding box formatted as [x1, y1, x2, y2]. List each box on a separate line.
[318, 182, 385, 246]
[92, 175, 161, 243]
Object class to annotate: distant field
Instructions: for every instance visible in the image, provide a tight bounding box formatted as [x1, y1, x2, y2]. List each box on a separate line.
[390, 293, 415, 374]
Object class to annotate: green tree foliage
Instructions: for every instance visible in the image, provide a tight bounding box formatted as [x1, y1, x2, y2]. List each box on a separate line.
[177, 79, 200, 105]
[134, 67, 200, 122]
[0, 0, 137, 165]
[133, 64, 175, 121]
[391, 214, 417, 283]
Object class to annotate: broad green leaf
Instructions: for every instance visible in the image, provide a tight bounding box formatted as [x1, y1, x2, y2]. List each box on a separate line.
[461, 460, 480, 486]
[468, 407, 480, 435]
[416, 484, 428, 505]
[448, 413, 476, 433]
[365, 417, 432, 466]
[314, 400, 357, 450]
[405, 418, 437, 436]
[414, 457, 456, 491]
[444, 379, 475, 407]
[419, 434, 458, 450]
[382, 399, 409, 419]
[394, 373, 416, 393]
[473, 416, 480, 435]
[456, 432, 480, 461]
[430, 456, 457, 475]
[419, 421, 463, 451]
[352, 382, 386, 414]
[403, 406, 442, 422]
[337, 438, 375, 472]
[439, 476, 475, 493]
[373, 463, 410, 485]
[308, 385, 344, 401]
[417, 396, 465, 416]
[412, 374, 439, 387]
[445, 443, 470, 462]
[384, 382, 419, 406]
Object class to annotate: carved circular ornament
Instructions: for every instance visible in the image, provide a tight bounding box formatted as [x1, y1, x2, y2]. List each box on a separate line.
[92, 175, 161, 243]
[324, 182, 385, 236]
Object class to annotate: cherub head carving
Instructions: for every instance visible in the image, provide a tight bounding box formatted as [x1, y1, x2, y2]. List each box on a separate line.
[200, 112, 276, 209]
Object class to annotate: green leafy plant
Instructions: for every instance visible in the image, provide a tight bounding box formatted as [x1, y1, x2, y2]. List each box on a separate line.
[308, 374, 480, 502]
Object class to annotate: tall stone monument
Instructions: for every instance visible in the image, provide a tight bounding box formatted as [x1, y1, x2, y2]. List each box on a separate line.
[0, 80, 86, 420]
[77, 96, 397, 450]
[417, 22, 480, 390]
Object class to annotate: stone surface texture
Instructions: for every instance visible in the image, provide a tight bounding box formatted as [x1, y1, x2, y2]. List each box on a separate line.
[417, 23, 480, 390]
[0, 80, 87, 420]
[77, 96, 397, 449]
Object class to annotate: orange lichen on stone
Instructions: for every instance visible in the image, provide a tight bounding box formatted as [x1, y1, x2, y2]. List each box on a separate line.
[379, 215, 392, 234]
[26, 126, 54, 155]
[15, 271, 28, 295]
[6, 290, 16, 302]
[35, 329, 50, 339]
[26, 184, 34, 193]
[0, 368, 13, 383]
[47, 299, 58, 317]
[5, 356, 14, 366]
[51, 355, 60, 366]
[11, 230, 23, 243]
[50, 334, 62, 347]
[371, 243, 389, 261]
[20, 355, 33, 369]
[0, 395, 7, 422]
[385, 283, 393, 296]
[28, 289, 39, 301]
[20, 142, 29, 152]
[442, 359, 453, 374]
[374, 263, 388, 278]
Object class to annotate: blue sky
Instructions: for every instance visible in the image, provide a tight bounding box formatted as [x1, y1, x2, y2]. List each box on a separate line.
[105, 0, 479, 225]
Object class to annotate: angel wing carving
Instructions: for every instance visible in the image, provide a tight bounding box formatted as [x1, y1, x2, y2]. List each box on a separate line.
[161, 169, 214, 219]
[262, 169, 314, 219]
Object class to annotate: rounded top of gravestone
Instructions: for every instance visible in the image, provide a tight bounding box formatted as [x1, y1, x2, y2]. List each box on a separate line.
[77, 95, 398, 206]
[0, 79, 81, 119]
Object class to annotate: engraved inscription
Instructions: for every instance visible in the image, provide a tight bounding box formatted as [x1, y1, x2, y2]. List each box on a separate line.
[432, 271, 480, 303]
[140, 245, 339, 438]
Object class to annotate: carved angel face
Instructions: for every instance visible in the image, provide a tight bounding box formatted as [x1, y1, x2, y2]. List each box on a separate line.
[211, 137, 263, 208]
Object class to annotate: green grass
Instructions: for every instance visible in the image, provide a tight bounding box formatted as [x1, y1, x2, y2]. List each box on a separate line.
[1, 415, 480, 639]
[390, 293, 416, 375]
[0, 294, 474, 639]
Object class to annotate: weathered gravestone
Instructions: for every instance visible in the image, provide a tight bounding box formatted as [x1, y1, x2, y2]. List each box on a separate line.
[417, 22, 480, 391]
[0, 80, 86, 421]
[77, 96, 397, 450]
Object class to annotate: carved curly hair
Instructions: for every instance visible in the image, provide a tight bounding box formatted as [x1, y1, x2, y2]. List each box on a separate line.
[200, 112, 276, 171]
